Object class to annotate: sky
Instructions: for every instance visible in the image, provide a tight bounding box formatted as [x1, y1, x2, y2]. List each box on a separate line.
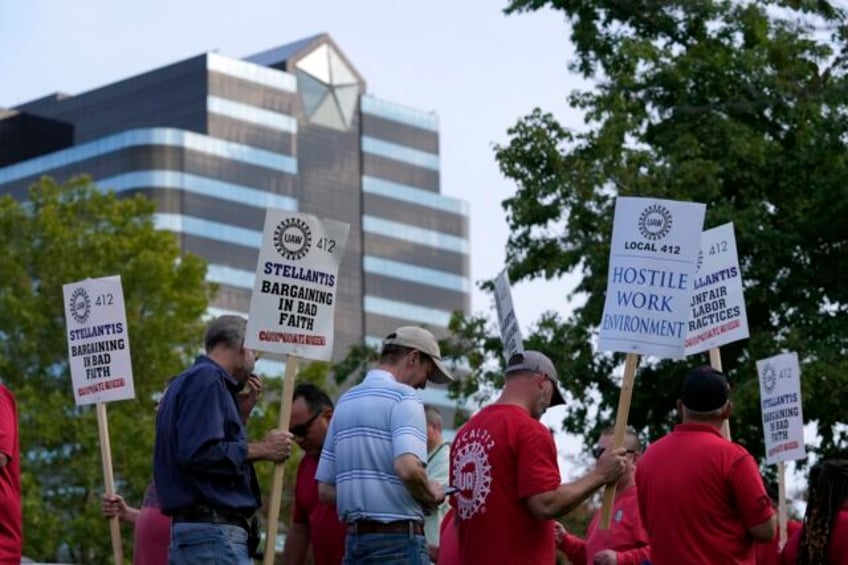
[0, 1, 813, 498]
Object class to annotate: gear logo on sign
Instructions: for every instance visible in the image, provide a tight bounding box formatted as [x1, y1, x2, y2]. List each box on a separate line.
[274, 217, 312, 261]
[69, 287, 91, 325]
[638, 204, 673, 241]
[452, 435, 494, 520]
[762, 363, 777, 394]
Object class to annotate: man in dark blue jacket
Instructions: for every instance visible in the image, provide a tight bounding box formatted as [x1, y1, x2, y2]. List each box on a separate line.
[154, 315, 292, 564]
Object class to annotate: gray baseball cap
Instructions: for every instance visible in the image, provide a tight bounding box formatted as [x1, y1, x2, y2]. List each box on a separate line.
[505, 350, 565, 406]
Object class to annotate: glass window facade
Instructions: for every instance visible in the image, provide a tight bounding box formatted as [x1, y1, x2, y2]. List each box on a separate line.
[361, 95, 439, 132]
[97, 170, 297, 210]
[362, 175, 468, 215]
[207, 53, 297, 92]
[362, 215, 469, 254]
[363, 255, 469, 292]
[207, 96, 297, 133]
[361, 136, 440, 171]
[154, 213, 263, 248]
[363, 296, 452, 327]
[0, 128, 297, 185]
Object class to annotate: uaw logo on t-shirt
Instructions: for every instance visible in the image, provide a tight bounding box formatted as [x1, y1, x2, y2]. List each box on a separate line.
[451, 428, 494, 520]
[274, 217, 312, 261]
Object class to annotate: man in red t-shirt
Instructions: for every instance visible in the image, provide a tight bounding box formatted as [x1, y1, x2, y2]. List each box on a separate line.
[450, 351, 626, 565]
[0, 383, 22, 563]
[558, 426, 650, 565]
[636, 366, 776, 565]
[281, 384, 346, 565]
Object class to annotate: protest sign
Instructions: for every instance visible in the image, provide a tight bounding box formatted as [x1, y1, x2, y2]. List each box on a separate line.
[598, 197, 706, 359]
[598, 196, 704, 529]
[757, 352, 805, 464]
[494, 269, 523, 360]
[244, 209, 348, 564]
[62, 275, 133, 563]
[62, 275, 134, 406]
[685, 222, 750, 355]
[245, 209, 349, 362]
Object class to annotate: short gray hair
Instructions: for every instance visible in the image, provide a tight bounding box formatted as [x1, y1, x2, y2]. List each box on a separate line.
[424, 405, 442, 428]
[204, 315, 247, 353]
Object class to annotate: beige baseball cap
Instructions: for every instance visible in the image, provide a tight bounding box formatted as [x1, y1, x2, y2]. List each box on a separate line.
[382, 326, 454, 384]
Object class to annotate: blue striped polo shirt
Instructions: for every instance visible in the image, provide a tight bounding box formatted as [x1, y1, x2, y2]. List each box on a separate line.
[315, 369, 427, 523]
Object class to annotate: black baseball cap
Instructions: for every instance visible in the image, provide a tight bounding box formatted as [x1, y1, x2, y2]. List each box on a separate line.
[680, 366, 730, 412]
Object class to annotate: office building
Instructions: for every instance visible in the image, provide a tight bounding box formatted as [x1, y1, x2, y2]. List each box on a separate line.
[0, 34, 470, 420]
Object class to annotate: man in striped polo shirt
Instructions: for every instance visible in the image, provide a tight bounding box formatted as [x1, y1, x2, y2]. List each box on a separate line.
[316, 326, 453, 564]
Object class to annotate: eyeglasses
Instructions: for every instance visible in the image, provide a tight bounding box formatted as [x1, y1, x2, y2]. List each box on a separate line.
[592, 446, 638, 459]
[290, 411, 322, 438]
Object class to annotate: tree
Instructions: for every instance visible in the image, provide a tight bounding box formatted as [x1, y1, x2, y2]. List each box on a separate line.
[0, 176, 214, 562]
[448, 1, 848, 460]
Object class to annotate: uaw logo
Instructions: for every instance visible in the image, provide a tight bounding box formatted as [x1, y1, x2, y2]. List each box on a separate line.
[69, 287, 91, 325]
[274, 217, 312, 261]
[638, 204, 673, 241]
[451, 429, 494, 521]
[762, 363, 777, 394]
[695, 250, 704, 273]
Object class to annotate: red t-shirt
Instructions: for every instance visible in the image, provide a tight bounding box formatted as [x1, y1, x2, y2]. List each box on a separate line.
[559, 485, 650, 565]
[133, 482, 170, 565]
[437, 508, 460, 565]
[754, 519, 800, 565]
[0, 386, 22, 563]
[292, 453, 346, 565]
[780, 509, 848, 564]
[636, 423, 774, 565]
[450, 404, 561, 565]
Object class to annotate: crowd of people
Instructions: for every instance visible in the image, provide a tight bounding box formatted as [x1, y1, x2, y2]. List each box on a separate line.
[1, 315, 847, 564]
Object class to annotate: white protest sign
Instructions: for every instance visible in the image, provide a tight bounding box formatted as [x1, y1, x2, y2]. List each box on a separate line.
[685, 223, 750, 355]
[494, 269, 523, 360]
[598, 197, 705, 359]
[62, 276, 135, 406]
[757, 352, 806, 464]
[245, 210, 349, 361]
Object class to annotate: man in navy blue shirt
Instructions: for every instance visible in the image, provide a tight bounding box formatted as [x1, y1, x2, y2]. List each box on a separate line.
[154, 315, 292, 565]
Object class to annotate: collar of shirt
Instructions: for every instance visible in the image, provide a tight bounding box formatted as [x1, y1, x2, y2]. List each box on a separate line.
[193, 355, 241, 394]
[673, 422, 724, 437]
[364, 368, 399, 383]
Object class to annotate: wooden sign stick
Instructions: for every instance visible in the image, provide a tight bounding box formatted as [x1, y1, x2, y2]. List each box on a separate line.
[599, 352, 639, 530]
[262, 355, 299, 565]
[96, 402, 124, 565]
[708, 348, 731, 440]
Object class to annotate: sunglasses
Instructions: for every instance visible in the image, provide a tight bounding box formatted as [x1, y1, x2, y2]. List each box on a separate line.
[592, 446, 638, 459]
[290, 411, 322, 438]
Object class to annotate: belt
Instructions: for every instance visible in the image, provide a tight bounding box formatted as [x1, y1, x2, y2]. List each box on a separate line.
[348, 519, 424, 536]
[172, 507, 252, 532]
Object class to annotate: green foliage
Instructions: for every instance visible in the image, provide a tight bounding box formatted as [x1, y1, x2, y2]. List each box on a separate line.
[452, 2, 847, 459]
[0, 176, 214, 562]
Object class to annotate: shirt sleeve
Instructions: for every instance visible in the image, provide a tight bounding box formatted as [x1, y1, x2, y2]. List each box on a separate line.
[728, 452, 774, 528]
[315, 414, 337, 484]
[174, 378, 248, 476]
[516, 421, 561, 499]
[0, 390, 15, 461]
[391, 393, 427, 461]
[558, 532, 587, 564]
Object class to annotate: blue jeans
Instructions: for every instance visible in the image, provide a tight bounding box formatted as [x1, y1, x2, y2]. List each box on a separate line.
[342, 532, 429, 564]
[169, 522, 251, 565]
